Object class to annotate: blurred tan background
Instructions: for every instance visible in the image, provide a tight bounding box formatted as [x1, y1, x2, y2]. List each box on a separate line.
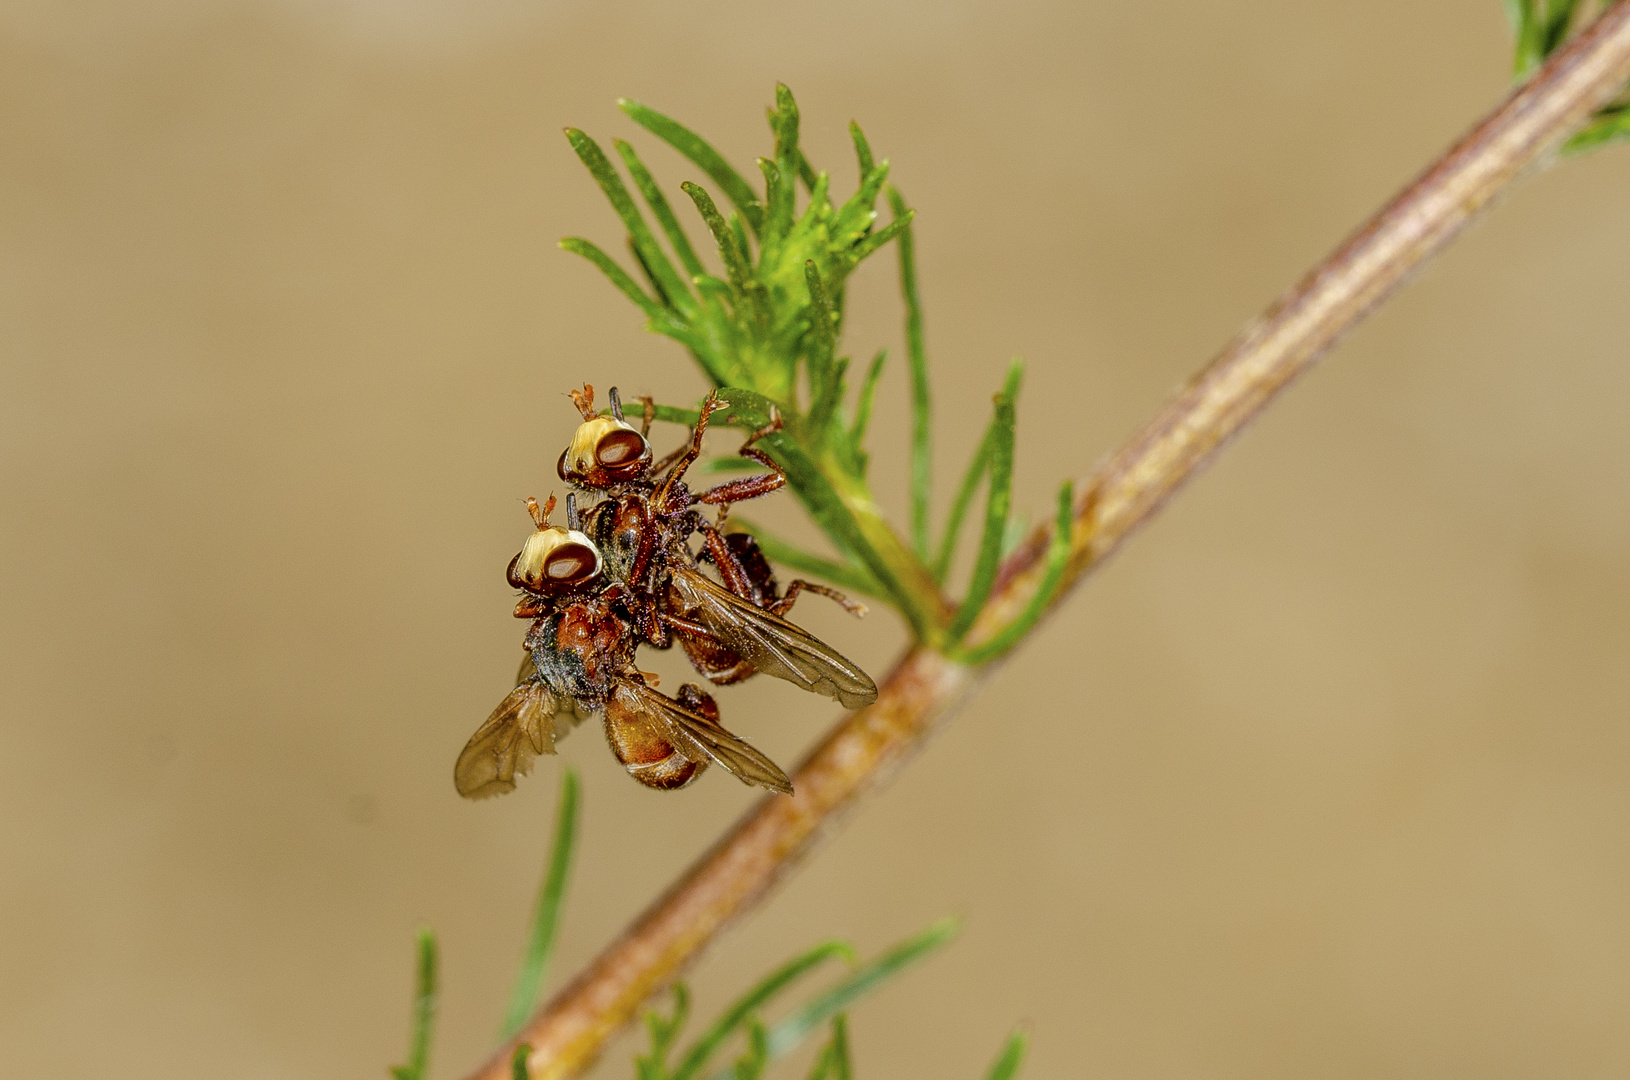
[5, 1, 1630, 1077]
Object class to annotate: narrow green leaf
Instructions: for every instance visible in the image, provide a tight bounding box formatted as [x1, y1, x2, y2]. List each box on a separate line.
[849, 348, 887, 448]
[933, 429, 992, 585]
[630, 236, 675, 309]
[802, 261, 841, 428]
[501, 769, 580, 1038]
[957, 479, 1074, 665]
[559, 237, 664, 319]
[730, 214, 753, 270]
[511, 1044, 533, 1080]
[564, 128, 693, 313]
[848, 121, 874, 184]
[769, 84, 802, 221]
[1509, 0, 1545, 77]
[771, 84, 800, 159]
[982, 1030, 1029, 1080]
[733, 1020, 769, 1080]
[887, 186, 932, 563]
[1563, 103, 1630, 155]
[599, 400, 703, 428]
[615, 139, 705, 279]
[827, 1015, 852, 1080]
[638, 984, 691, 1080]
[845, 210, 912, 266]
[944, 361, 1023, 646]
[730, 519, 885, 599]
[1542, 0, 1581, 54]
[669, 941, 857, 1080]
[793, 149, 819, 191]
[619, 98, 765, 236]
[762, 918, 959, 1061]
[759, 157, 794, 252]
[802, 1015, 851, 1080]
[390, 929, 438, 1080]
[832, 161, 891, 248]
[681, 183, 758, 308]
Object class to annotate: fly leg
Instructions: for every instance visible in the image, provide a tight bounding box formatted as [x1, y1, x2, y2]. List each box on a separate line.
[653, 391, 726, 509]
[770, 580, 867, 618]
[694, 408, 787, 507]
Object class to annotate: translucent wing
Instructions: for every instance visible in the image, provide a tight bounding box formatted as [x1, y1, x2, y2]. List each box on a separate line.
[455, 678, 580, 800]
[610, 678, 794, 795]
[668, 566, 879, 709]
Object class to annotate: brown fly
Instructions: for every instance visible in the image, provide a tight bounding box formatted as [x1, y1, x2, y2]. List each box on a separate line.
[558, 384, 878, 710]
[454, 495, 792, 798]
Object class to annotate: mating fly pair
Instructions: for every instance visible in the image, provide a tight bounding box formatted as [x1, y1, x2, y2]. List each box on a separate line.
[454, 385, 878, 800]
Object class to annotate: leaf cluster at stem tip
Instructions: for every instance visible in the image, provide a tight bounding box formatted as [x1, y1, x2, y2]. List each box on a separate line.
[560, 84, 1073, 663]
[1505, 0, 1630, 153]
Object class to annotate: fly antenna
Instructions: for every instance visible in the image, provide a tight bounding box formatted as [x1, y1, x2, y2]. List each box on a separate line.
[608, 386, 625, 421]
[526, 495, 555, 529]
[568, 383, 596, 421]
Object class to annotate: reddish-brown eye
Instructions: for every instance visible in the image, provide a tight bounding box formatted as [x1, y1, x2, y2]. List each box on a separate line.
[556, 448, 570, 480]
[543, 544, 599, 584]
[595, 429, 647, 468]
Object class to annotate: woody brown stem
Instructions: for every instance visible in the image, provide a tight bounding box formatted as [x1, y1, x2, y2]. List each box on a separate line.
[469, 8, 1630, 1078]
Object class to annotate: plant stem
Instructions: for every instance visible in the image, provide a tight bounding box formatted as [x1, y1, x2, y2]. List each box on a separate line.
[469, 8, 1630, 1078]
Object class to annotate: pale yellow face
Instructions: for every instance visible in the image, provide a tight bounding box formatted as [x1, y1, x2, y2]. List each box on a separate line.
[558, 415, 650, 487]
[507, 525, 602, 594]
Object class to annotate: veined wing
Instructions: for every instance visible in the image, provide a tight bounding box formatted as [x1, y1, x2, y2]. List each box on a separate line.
[455, 678, 579, 799]
[668, 566, 878, 709]
[610, 678, 793, 795]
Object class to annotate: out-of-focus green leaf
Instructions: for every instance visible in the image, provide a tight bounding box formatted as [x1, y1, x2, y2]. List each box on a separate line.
[500, 769, 580, 1039]
[511, 1044, 532, 1080]
[669, 941, 856, 1080]
[761, 918, 959, 1061]
[390, 930, 438, 1080]
[1563, 103, 1630, 154]
[982, 1030, 1029, 1080]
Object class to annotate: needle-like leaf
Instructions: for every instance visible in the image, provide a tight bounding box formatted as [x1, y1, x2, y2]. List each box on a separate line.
[887, 185, 933, 563]
[500, 769, 580, 1039]
[760, 918, 958, 1061]
[390, 930, 438, 1080]
[981, 1031, 1029, 1080]
[565, 129, 694, 314]
[558, 237, 664, 320]
[619, 98, 765, 236]
[681, 183, 763, 320]
[669, 941, 856, 1080]
[1563, 102, 1630, 153]
[848, 348, 887, 455]
[615, 139, 706, 279]
[848, 122, 874, 185]
[958, 479, 1074, 665]
[944, 361, 1023, 646]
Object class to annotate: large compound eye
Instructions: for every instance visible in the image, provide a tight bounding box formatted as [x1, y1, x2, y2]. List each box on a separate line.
[595, 428, 647, 469]
[543, 543, 599, 585]
[556, 448, 570, 481]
